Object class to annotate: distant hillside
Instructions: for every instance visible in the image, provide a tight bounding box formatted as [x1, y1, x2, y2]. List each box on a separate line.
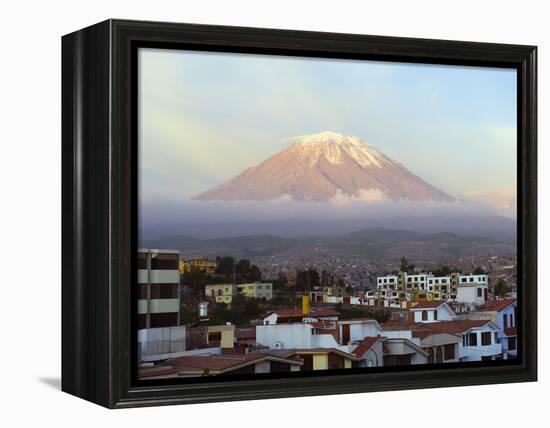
[141, 227, 516, 261]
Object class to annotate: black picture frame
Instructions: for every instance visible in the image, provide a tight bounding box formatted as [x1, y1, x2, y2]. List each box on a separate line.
[62, 19, 537, 408]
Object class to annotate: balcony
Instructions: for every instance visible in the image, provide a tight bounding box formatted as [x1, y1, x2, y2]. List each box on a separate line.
[459, 343, 502, 361]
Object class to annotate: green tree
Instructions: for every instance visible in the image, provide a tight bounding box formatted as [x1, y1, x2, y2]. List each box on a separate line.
[216, 256, 235, 275]
[494, 279, 511, 298]
[181, 271, 208, 298]
[433, 265, 452, 277]
[235, 259, 251, 276]
[247, 264, 262, 282]
[400, 257, 415, 274]
[296, 268, 320, 291]
[472, 266, 486, 275]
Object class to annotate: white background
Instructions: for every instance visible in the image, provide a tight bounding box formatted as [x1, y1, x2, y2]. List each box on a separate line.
[0, 0, 547, 425]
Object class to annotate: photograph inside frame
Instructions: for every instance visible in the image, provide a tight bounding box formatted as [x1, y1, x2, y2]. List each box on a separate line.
[136, 48, 518, 380]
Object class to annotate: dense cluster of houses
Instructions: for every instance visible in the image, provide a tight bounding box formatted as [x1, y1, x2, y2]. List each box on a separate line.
[137, 248, 517, 379]
[312, 272, 490, 309]
[138, 297, 517, 379]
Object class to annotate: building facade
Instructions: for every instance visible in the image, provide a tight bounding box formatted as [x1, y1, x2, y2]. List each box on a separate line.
[179, 258, 217, 274]
[137, 249, 180, 329]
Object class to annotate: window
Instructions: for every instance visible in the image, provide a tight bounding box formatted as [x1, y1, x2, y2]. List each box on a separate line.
[150, 284, 178, 299]
[421, 311, 428, 321]
[137, 314, 147, 329]
[444, 344, 455, 360]
[137, 284, 148, 299]
[468, 333, 477, 346]
[150, 312, 178, 328]
[137, 252, 148, 269]
[470, 277, 474, 282]
[477, 288, 482, 297]
[461, 278, 467, 283]
[208, 332, 222, 344]
[508, 337, 517, 350]
[150, 253, 179, 270]
[503, 314, 508, 328]
[435, 279, 439, 284]
[433, 310, 438, 320]
[481, 331, 492, 346]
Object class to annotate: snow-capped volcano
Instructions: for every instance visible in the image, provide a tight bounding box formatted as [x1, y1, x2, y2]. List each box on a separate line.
[193, 131, 455, 202]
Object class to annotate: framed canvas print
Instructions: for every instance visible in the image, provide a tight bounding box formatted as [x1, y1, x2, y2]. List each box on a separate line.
[62, 19, 537, 408]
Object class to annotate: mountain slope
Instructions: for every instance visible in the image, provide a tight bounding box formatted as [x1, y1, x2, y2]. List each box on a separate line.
[193, 131, 454, 202]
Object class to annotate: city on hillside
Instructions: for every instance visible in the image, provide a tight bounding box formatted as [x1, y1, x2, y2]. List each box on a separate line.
[137, 249, 518, 379]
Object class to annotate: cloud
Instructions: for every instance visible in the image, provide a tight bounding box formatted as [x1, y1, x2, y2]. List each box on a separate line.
[464, 185, 517, 218]
[329, 188, 389, 205]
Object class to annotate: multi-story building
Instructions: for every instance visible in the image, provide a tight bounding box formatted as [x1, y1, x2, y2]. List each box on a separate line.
[205, 282, 274, 304]
[137, 249, 180, 329]
[179, 258, 217, 274]
[237, 282, 273, 300]
[205, 284, 236, 304]
[456, 274, 489, 305]
[376, 271, 489, 305]
[469, 299, 517, 359]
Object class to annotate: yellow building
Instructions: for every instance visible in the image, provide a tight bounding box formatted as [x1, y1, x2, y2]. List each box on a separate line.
[206, 324, 235, 349]
[180, 258, 217, 275]
[236, 282, 273, 300]
[205, 284, 236, 304]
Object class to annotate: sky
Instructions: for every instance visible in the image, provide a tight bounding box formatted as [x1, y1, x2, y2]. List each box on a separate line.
[138, 47, 517, 227]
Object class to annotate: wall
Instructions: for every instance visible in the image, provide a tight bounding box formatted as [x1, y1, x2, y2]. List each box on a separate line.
[137, 326, 186, 358]
[3, 1, 547, 427]
[256, 324, 313, 348]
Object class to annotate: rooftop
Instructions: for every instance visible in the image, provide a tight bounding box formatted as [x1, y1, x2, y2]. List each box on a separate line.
[478, 299, 516, 313]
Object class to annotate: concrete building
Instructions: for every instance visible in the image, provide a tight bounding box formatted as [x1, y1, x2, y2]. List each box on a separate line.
[412, 329, 461, 363]
[205, 284, 236, 304]
[475, 299, 517, 358]
[274, 348, 358, 370]
[237, 282, 273, 300]
[260, 308, 339, 325]
[179, 258, 216, 274]
[382, 338, 430, 365]
[206, 324, 235, 349]
[137, 325, 186, 360]
[256, 323, 341, 350]
[138, 352, 303, 379]
[409, 301, 456, 323]
[350, 336, 385, 367]
[421, 320, 502, 361]
[205, 282, 273, 304]
[137, 249, 180, 329]
[376, 271, 489, 306]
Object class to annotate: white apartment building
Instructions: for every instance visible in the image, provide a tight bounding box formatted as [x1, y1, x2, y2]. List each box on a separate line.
[137, 249, 180, 329]
[375, 271, 489, 305]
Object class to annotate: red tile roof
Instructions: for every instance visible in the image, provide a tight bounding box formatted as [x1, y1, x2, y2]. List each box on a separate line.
[234, 328, 256, 339]
[155, 352, 302, 375]
[410, 301, 447, 310]
[381, 321, 415, 331]
[263, 308, 340, 319]
[479, 299, 516, 312]
[308, 321, 337, 329]
[382, 319, 495, 336]
[138, 366, 178, 379]
[415, 320, 495, 335]
[352, 336, 386, 358]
